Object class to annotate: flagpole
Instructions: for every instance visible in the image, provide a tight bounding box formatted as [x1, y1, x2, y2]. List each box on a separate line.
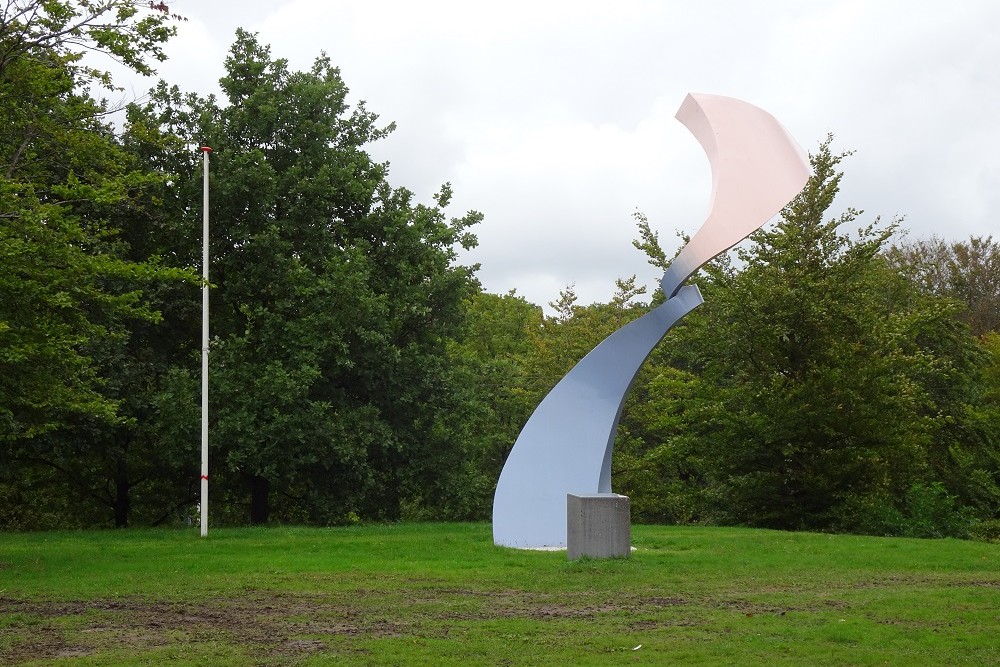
[200, 145, 212, 537]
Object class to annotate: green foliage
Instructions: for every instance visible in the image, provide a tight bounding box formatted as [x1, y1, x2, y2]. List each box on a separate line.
[532, 277, 651, 392]
[0, 2, 178, 432]
[834, 482, 973, 538]
[3, 5, 996, 537]
[615, 365, 706, 523]
[458, 140, 997, 538]
[0, 2, 199, 528]
[446, 290, 543, 513]
[952, 332, 1000, 516]
[0, 2, 175, 86]
[616, 136, 995, 535]
[968, 518, 1000, 542]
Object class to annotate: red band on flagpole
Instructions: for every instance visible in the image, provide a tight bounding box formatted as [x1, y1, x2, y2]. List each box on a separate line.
[200, 474, 209, 480]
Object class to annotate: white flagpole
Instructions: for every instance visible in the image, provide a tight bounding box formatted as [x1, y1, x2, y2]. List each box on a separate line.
[200, 145, 212, 537]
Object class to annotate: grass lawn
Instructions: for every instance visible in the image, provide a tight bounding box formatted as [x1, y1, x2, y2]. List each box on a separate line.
[1, 522, 998, 665]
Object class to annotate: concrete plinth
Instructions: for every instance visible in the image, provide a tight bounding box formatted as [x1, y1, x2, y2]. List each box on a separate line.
[567, 493, 630, 560]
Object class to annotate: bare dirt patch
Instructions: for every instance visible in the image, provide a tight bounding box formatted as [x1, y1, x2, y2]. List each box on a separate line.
[0, 585, 894, 664]
[0, 593, 396, 665]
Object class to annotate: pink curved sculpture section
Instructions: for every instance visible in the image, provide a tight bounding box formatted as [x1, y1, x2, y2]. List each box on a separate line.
[661, 93, 811, 297]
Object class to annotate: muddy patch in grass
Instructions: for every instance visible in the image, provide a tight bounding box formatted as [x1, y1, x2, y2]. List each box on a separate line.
[0, 585, 902, 664]
[0, 593, 398, 665]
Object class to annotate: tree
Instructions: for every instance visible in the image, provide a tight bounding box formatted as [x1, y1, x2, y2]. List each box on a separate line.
[887, 235, 1000, 336]
[0, 1, 192, 527]
[0, 1, 176, 81]
[133, 31, 482, 525]
[0, 1, 178, 439]
[525, 277, 651, 399]
[960, 332, 1000, 524]
[629, 137, 990, 534]
[446, 289, 544, 513]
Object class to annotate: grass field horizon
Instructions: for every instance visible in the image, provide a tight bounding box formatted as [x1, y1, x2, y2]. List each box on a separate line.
[2, 522, 998, 665]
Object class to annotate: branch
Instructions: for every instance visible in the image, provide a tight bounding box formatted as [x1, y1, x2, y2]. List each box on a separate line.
[18, 453, 113, 509]
[149, 491, 198, 527]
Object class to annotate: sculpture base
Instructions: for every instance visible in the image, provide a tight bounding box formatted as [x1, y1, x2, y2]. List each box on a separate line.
[567, 493, 631, 560]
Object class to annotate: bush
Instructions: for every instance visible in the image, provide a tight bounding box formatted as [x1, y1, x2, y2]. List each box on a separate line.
[901, 482, 972, 539]
[968, 519, 1000, 543]
[834, 483, 972, 539]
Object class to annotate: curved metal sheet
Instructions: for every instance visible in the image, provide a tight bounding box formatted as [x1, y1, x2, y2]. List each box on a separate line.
[492, 286, 703, 548]
[492, 93, 811, 548]
[661, 93, 812, 297]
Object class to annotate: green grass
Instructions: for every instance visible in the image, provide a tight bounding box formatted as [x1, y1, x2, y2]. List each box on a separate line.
[1, 523, 998, 665]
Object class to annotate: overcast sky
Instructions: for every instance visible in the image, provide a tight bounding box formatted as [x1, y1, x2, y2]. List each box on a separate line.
[123, 1, 1000, 309]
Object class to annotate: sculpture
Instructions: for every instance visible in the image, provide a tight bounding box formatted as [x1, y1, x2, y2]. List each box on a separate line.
[492, 93, 812, 548]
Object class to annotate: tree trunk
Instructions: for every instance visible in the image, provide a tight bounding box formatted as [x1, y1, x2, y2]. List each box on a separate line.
[113, 459, 130, 528]
[249, 475, 270, 525]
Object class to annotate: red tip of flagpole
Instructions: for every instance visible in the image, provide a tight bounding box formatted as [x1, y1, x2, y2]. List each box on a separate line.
[199, 146, 213, 152]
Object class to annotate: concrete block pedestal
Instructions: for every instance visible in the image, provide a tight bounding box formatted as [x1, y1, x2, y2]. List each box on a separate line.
[567, 493, 631, 560]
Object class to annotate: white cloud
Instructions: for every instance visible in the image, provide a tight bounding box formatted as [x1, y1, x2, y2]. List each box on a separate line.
[137, 0, 1000, 308]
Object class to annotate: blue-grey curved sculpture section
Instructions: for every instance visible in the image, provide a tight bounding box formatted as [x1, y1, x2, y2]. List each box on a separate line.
[492, 285, 703, 548]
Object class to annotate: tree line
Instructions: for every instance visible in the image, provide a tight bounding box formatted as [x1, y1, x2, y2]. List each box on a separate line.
[2, 1, 997, 539]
